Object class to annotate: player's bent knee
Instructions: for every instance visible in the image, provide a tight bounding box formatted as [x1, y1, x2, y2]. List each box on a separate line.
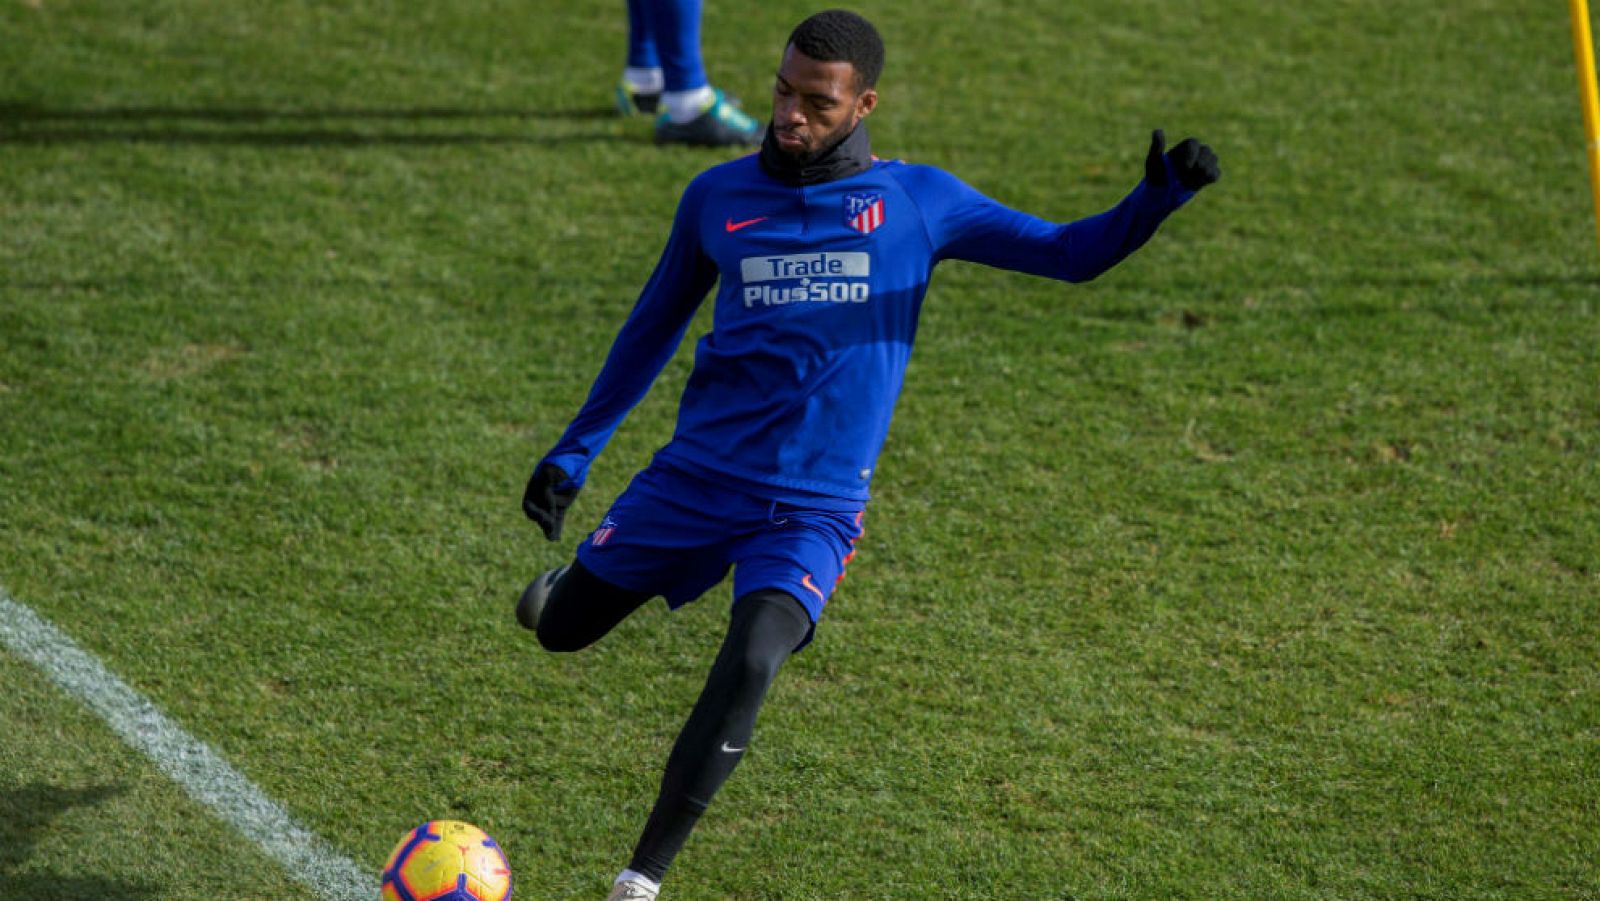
[727, 589, 814, 681]
[535, 560, 653, 653]
[728, 641, 785, 688]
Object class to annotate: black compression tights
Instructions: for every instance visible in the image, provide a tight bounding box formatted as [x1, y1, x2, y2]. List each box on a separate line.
[534, 562, 813, 883]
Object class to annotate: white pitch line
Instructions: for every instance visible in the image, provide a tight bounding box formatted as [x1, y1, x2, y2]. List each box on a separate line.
[0, 590, 376, 900]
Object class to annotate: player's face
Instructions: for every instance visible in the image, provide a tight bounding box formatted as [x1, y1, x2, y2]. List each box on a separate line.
[771, 45, 878, 162]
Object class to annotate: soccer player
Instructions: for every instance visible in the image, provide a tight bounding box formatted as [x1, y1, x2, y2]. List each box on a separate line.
[522, 9, 1220, 899]
[619, 0, 762, 146]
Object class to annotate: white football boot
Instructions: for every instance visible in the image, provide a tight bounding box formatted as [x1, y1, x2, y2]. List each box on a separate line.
[605, 876, 660, 900]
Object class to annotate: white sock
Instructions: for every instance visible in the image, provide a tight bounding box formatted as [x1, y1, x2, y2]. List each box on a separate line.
[616, 869, 661, 892]
[623, 67, 664, 93]
[662, 85, 715, 123]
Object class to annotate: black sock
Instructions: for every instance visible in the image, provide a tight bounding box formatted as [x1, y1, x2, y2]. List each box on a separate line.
[627, 590, 812, 881]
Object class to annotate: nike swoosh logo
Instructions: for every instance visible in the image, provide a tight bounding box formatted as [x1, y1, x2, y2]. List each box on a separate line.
[724, 216, 769, 233]
[720, 742, 745, 753]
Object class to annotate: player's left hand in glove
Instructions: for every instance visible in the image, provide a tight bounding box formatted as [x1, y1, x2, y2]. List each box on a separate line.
[1145, 129, 1221, 190]
[522, 462, 579, 541]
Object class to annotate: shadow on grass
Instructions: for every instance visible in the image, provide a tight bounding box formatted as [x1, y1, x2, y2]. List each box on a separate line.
[0, 782, 158, 898]
[1055, 271, 1600, 332]
[1322, 272, 1600, 290]
[0, 102, 626, 146]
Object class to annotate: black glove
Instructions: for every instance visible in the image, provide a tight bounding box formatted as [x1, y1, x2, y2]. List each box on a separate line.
[1145, 129, 1220, 191]
[522, 462, 579, 541]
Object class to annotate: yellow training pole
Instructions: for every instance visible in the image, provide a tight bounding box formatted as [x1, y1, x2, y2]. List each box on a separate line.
[1570, 0, 1600, 257]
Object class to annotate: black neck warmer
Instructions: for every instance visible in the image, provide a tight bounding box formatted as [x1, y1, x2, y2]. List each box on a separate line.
[758, 122, 873, 186]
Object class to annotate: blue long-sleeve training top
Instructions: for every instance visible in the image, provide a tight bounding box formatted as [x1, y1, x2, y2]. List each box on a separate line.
[542, 150, 1194, 503]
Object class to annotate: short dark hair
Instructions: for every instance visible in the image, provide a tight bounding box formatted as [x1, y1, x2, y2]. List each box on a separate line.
[787, 9, 885, 90]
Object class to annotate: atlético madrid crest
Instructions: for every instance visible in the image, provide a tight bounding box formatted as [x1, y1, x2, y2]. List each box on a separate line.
[844, 192, 885, 235]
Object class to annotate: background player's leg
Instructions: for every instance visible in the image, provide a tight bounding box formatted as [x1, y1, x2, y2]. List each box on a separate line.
[624, 0, 659, 70]
[638, 0, 707, 97]
[622, 589, 811, 885]
[533, 560, 654, 652]
[639, 0, 759, 146]
[618, 0, 664, 115]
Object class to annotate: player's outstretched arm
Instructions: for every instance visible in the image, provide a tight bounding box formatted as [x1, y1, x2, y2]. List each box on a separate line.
[1047, 127, 1220, 281]
[908, 129, 1219, 284]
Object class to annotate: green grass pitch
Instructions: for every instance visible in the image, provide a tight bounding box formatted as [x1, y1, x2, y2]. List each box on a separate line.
[2, 0, 1597, 897]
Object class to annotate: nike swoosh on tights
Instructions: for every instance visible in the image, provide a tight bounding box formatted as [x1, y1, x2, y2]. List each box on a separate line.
[720, 742, 745, 753]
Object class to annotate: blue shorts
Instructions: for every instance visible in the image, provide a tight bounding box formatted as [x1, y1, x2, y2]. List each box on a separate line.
[574, 462, 866, 634]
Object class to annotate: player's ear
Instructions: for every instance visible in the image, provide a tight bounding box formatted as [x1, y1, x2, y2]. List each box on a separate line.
[854, 87, 878, 122]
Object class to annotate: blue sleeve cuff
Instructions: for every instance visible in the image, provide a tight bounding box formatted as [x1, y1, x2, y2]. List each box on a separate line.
[539, 452, 589, 491]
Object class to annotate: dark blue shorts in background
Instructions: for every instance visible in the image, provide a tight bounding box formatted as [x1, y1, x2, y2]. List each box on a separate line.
[575, 462, 866, 630]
